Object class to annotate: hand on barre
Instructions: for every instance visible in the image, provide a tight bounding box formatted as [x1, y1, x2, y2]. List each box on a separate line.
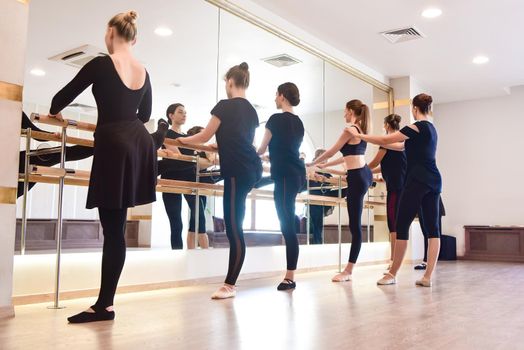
[48, 112, 64, 122]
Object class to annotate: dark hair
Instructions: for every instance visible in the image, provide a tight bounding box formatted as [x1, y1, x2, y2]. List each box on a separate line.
[277, 82, 300, 106]
[108, 11, 138, 42]
[165, 103, 184, 125]
[384, 114, 402, 131]
[225, 62, 250, 88]
[412, 93, 433, 114]
[187, 126, 204, 136]
[346, 99, 370, 134]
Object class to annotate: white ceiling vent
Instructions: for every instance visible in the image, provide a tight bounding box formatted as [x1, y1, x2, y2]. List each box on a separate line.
[381, 26, 425, 44]
[262, 54, 301, 68]
[49, 45, 107, 69]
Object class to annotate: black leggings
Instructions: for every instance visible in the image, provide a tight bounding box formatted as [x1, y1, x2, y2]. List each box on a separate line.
[162, 192, 207, 250]
[95, 207, 128, 309]
[346, 166, 372, 263]
[419, 197, 444, 262]
[274, 176, 304, 271]
[396, 180, 440, 241]
[309, 205, 324, 244]
[386, 190, 402, 233]
[223, 174, 258, 286]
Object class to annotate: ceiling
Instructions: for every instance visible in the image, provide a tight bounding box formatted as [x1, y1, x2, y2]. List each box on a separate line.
[245, 0, 524, 103]
[23, 0, 374, 128]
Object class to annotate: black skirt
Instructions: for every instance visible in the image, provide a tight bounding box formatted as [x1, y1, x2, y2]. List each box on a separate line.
[87, 119, 157, 209]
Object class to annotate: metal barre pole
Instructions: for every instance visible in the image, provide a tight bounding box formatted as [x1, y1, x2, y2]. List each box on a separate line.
[194, 154, 200, 246]
[337, 176, 342, 272]
[20, 128, 31, 255]
[48, 126, 67, 310]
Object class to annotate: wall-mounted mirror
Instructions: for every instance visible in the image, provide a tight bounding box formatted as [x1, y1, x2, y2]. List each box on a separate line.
[16, 0, 391, 256]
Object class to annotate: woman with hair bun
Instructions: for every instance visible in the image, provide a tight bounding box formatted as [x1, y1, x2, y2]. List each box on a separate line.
[308, 99, 373, 283]
[347, 93, 442, 287]
[179, 62, 262, 299]
[367, 114, 407, 270]
[257, 82, 305, 291]
[48, 10, 156, 322]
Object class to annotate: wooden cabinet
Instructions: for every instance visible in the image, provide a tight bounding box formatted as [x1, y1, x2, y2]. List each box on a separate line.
[464, 226, 524, 262]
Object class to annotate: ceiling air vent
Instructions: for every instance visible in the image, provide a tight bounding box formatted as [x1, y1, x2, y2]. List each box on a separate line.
[49, 45, 108, 69]
[381, 26, 425, 44]
[262, 54, 301, 68]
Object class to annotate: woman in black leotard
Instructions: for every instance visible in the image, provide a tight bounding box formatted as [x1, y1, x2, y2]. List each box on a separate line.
[309, 100, 372, 283]
[348, 94, 442, 287]
[367, 114, 407, 269]
[178, 62, 262, 299]
[48, 11, 156, 323]
[257, 82, 305, 291]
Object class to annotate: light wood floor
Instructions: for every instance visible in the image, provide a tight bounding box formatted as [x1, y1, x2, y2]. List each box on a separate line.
[1, 261, 523, 350]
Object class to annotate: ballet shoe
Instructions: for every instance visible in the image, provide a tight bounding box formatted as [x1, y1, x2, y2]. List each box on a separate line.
[377, 272, 396, 285]
[415, 278, 432, 287]
[67, 305, 115, 324]
[211, 285, 236, 300]
[414, 262, 427, 270]
[331, 272, 352, 282]
[277, 279, 296, 291]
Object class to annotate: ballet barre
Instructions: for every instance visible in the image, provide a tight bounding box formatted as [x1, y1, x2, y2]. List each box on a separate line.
[30, 113, 97, 132]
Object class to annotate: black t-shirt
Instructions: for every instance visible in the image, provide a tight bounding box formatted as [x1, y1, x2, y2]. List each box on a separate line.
[266, 112, 305, 179]
[400, 120, 442, 193]
[211, 98, 262, 178]
[161, 129, 195, 179]
[379, 147, 407, 191]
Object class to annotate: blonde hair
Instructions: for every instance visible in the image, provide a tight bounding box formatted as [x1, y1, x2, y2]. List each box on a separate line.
[108, 10, 138, 42]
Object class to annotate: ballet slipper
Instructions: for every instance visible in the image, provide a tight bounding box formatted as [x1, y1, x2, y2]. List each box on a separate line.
[331, 272, 352, 282]
[377, 272, 396, 285]
[415, 278, 432, 287]
[211, 285, 236, 299]
[277, 279, 296, 291]
[67, 304, 115, 324]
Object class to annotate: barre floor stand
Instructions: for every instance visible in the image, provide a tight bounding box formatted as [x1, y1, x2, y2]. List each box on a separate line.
[48, 127, 67, 310]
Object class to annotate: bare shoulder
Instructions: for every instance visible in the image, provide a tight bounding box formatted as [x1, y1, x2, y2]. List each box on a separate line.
[407, 123, 420, 132]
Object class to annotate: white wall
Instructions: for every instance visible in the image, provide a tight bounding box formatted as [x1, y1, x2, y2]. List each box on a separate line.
[434, 86, 524, 255]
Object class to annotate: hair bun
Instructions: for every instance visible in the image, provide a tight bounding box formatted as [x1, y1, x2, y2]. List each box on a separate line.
[239, 62, 249, 71]
[394, 114, 401, 122]
[126, 10, 138, 23]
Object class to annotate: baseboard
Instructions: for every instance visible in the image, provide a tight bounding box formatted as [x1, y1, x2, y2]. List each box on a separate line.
[13, 260, 391, 306]
[0, 305, 15, 319]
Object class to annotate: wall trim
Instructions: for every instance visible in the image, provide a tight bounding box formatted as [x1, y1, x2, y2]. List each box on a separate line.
[0, 81, 23, 102]
[0, 186, 17, 205]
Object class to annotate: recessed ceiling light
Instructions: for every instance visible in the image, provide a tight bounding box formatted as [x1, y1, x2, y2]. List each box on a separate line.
[171, 83, 181, 88]
[30, 68, 46, 76]
[472, 56, 489, 65]
[422, 8, 442, 18]
[154, 27, 173, 37]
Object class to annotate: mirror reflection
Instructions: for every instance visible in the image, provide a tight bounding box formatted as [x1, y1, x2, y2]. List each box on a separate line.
[16, 0, 390, 256]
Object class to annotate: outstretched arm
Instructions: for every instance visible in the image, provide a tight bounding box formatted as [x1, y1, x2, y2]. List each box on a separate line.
[178, 116, 221, 145]
[309, 130, 352, 166]
[381, 142, 405, 151]
[49, 57, 99, 116]
[346, 125, 419, 146]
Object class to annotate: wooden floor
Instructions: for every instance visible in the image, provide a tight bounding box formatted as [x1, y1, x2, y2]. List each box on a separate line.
[1, 261, 523, 350]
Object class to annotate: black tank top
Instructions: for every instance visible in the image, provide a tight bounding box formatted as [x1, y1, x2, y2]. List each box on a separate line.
[340, 125, 367, 156]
